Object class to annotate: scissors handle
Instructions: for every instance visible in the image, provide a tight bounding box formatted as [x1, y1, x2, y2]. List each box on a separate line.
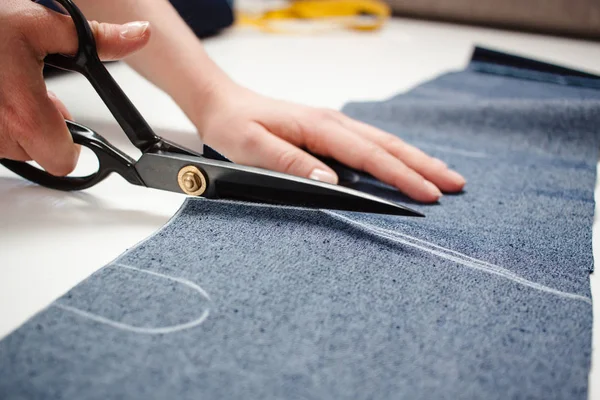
[0, 121, 144, 191]
[1, 0, 199, 192]
[1, 0, 162, 190]
[44, 0, 160, 151]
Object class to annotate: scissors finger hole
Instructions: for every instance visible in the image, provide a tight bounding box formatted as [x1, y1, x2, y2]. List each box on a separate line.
[69, 146, 100, 177]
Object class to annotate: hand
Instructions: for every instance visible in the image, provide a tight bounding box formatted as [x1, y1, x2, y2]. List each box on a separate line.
[0, 0, 151, 176]
[197, 84, 466, 203]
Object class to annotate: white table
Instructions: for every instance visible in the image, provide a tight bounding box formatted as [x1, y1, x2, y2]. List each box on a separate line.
[1, 18, 599, 398]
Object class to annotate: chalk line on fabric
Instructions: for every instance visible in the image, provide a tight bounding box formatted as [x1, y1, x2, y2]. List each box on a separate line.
[132, 199, 590, 305]
[114, 264, 211, 301]
[53, 264, 211, 335]
[325, 211, 592, 305]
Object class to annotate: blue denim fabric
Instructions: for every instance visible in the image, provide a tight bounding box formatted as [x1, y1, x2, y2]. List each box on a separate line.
[1, 50, 598, 399]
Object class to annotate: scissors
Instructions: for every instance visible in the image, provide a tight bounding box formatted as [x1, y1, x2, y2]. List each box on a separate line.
[0, 0, 423, 217]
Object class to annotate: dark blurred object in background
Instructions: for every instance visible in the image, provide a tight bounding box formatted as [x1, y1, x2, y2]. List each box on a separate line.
[168, 0, 234, 38]
[384, 0, 600, 39]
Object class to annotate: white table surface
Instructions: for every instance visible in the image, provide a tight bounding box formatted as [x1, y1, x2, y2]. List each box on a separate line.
[1, 17, 599, 398]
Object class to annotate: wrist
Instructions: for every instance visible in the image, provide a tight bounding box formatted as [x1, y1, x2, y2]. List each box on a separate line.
[184, 71, 249, 139]
[173, 61, 238, 133]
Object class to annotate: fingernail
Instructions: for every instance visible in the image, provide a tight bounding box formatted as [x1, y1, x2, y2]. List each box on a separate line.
[309, 168, 338, 184]
[47, 91, 57, 99]
[447, 169, 466, 186]
[120, 21, 150, 40]
[424, 180, 442, 199]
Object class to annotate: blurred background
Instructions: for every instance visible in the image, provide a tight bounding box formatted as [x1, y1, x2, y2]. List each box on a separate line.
[174, 0, 600, 39]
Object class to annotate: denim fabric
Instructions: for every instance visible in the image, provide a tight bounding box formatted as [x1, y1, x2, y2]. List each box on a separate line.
[1, 51, 599, 399]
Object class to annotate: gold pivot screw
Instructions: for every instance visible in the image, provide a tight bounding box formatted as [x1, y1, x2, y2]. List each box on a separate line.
[177, 165, 207, 196]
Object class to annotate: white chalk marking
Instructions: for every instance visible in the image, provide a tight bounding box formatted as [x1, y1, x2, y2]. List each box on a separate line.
[53, 264, 211, 334]
[325, 211, 592, 305]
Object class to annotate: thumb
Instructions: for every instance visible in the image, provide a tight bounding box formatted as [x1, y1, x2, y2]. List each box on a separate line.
[27, 4, 150, 61]
[226, 123, 339, 185]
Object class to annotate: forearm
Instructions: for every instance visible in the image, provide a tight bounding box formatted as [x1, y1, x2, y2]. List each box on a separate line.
[76, 0, 233, 127]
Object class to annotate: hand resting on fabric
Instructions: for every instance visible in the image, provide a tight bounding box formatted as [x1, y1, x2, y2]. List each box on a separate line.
[194, 82, 466, 202]
[0, 0, 465, 203]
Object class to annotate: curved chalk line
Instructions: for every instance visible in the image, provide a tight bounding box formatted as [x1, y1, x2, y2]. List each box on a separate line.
[53, 264, 211, 334]
[325, 211, 592, 305]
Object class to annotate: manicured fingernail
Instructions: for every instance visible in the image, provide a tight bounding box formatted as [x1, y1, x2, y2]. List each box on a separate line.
[447, 169, 466, 186]
[309, 168, 338, 184]
[120, 21, 150, 40]
[432, 158, 447, 169]
[424, 180, 442, 198]
[47, 90, 57, 99]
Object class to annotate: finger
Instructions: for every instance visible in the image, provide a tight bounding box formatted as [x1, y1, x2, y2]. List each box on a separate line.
[27, 5, 150, 61]
[47, 91, 72, 120]
[339, 116, 466, 193]
[310, 121, 442, 202]
[16, 87, 80, 176]
[47, 90, 82, 158]
[0, 136, 31, 162]
[222, 122, 339, 184]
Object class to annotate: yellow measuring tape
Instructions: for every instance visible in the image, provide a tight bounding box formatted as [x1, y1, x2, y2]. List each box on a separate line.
[236, 0, 391, 33]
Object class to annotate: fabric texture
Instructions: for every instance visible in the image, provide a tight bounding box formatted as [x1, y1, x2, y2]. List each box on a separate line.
[1, 49, 599, 399]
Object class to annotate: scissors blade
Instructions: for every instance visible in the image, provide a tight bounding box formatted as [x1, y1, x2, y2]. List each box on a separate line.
[135, 152, 424, 217]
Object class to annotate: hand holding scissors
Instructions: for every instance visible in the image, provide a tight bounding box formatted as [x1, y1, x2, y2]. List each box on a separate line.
[0, 0, 422, 216]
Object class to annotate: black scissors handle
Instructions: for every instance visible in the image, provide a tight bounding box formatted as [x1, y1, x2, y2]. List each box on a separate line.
[0, 121, 144, 191]
[0, 0, 181, 191]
